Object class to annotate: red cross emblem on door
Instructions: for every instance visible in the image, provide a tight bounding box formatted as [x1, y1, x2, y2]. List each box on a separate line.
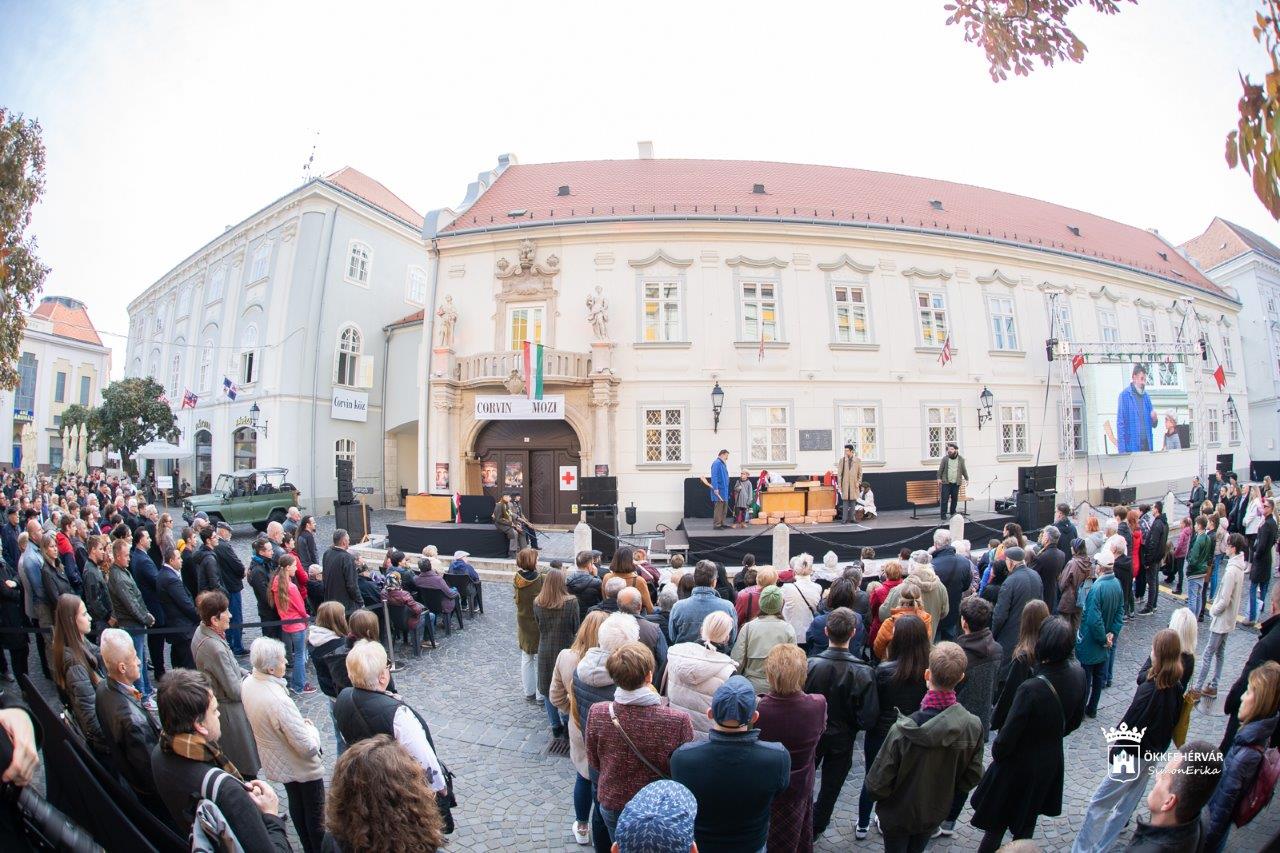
[559, 466, 577, 490]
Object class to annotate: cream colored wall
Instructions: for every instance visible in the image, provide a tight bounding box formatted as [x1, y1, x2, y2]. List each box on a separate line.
[426, 221, 1244, 527]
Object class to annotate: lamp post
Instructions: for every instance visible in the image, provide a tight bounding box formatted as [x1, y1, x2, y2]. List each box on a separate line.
[248, 402, 269, 439]
[976, 386, 994, 430]
[711, 382, 725, 434]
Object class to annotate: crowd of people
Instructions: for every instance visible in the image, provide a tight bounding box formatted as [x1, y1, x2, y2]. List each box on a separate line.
[513, 494, 1280, 853]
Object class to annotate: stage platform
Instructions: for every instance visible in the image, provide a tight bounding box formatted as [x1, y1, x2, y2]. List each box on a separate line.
[681, 508, 1016, 565]
[386, 521, 510, 559]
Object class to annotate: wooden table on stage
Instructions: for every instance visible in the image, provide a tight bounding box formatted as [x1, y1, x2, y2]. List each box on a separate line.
[760, 490, 806, 516]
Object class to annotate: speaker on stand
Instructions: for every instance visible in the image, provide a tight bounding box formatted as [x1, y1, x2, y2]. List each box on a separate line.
[333, 501, 370, 541]
[579, 476, 619, 560]
[336, 459, 354, 505]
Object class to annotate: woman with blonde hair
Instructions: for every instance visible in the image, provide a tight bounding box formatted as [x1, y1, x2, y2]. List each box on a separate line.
[549, 610, 609, 846]
[756, 643, 827, 853]
[324, 735, 445, 853]
[534, 568, 580, 739]
[665, 610, 738, 735]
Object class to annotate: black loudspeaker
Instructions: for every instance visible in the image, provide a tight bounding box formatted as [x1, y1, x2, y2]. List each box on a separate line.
[585, 507, 617, 560]
[333, 501, 370, 541]
[1018, 464, 1057, 495]
[459, 495, 496, 525]
[1016, 491, 1057, 531]
[1216, 454, 1234, 475]
[336, 460, 354, 505]
[579, 476, 617, 506]
[1103, 487, 1137, 506]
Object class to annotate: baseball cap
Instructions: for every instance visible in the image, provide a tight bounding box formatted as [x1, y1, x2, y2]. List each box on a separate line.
[710, 675, 758, 727]
[215, 521, 232, 532]
[1004, 546, 1025, 564]
[614, 780, 697, 853]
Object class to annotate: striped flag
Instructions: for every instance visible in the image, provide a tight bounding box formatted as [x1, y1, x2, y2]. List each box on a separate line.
[522, 341, 544, 400]
[937, 334, 953, 367]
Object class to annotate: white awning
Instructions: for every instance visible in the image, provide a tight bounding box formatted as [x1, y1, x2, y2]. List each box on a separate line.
[133, 440, 188, 460]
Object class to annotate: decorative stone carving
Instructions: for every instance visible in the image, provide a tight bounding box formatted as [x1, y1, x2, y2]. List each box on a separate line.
[435, 295, 458, 348]
[503, 370, 525, 396]
[586, 286, 610, 341]
[496, 239, 560, 280]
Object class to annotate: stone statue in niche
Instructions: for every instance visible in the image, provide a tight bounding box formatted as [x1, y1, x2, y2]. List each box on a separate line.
[435, 295, 458, 348]
[586, 285, 610, 342]
[503, 370, 525, 396]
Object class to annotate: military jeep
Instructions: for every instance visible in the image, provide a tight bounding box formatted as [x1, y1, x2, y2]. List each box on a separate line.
[182, 467, 300, 532]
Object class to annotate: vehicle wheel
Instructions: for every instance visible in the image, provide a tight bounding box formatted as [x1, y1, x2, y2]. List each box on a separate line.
[251, 522, 267, 533]
[207, 513, 225, 525]
[268, 509, 287, 526]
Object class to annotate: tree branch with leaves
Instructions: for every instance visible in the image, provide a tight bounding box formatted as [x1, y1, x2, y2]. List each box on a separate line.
[0, 109, 48, 390]
[95, 377, 177, 471]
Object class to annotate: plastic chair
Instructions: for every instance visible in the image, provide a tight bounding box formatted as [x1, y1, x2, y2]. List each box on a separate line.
[444, 573, 483, 617]
[419, 587, 464, 635]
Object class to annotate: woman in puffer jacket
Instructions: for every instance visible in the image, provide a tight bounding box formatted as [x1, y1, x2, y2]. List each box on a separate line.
[306, 601, 350, 756]
[50, 593, 109, 760]
[1204, 660, 1280, 852]
[665, 611, 738, 735]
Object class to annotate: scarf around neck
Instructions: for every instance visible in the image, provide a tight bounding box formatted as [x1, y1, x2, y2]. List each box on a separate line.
[163, 731, 243, 781]
[614, 685, 662, 706]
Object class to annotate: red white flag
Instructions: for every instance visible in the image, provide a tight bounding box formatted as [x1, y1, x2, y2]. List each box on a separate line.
[937, 335, 953, 367]
[1213, 364, 1226, 390]
[1071, 352, 1086, 373]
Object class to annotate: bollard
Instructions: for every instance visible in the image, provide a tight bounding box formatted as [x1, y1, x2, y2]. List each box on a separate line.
[949, 511, 964, 545]
[771, 523, 790, 570]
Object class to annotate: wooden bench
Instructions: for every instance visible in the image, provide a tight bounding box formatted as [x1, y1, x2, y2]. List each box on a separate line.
[906, 480, 969, 518]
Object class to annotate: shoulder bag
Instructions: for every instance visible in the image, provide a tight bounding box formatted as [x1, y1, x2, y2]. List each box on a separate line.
[608, 702, 669, 780]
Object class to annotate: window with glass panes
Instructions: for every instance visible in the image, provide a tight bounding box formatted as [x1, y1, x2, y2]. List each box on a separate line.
[916, 291, 949, 347]
[747, 405, 790, 464]
[642, 279, 682, 342]
[740, 280, 779, 342]
[1221, 330, 1234, 372]
[250, 242, 271, 282]
[987, 295, 1018, 350]
[345, 242, 369, 284]
[1207, 407, 1220, 445]
[1097, 308, 1119, 343]
[54, 372, 66, 403]
[924, 405, 959, 459]
[999, 404, 1028, 454]
[1226, 407, 1239, 444]
[207, 267, 226, 303]
[79, 375, 90, 406]
[15, 352, 36, 412]
[1139, 312, 1157, 345]
[407, 267, 427, 304]
[1047, 297, 1074, 340]
[837, 404, 880, 461]
[831, 282, 870, 344]
[334, 439, 356, 477]
[641, 406, 685, 463]
[1071, 403, 1086, 453]
[508, 305, 544, 350]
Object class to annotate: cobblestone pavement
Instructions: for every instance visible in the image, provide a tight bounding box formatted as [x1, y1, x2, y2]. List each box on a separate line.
[23, 509, 1280, 850]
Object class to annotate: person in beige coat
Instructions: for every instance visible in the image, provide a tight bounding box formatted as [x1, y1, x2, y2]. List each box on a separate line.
[665, 611, 738, 736]
[879, 550, 950, 640]
[241, 636, 324, 853]
[781, 556, 823, 642]
[1191, 533, 1248, 699]
[190, 590, 260, 777]
[731, 586, 797, 693]
[835, 444, 864, 524]
[548, 610, 609, 846]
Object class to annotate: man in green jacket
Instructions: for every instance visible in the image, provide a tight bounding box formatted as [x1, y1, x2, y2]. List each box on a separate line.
[935, 443, 969, 520]
[1183, 515, 1213, 621]
[1076, 546, 1124, 718]
[866, 642, 984, 850]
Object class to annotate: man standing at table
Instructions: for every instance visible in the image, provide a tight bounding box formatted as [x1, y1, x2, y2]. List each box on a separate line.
[936, 442, 969, 520]
[835, 444, 863, 524]
[706, 450, 731, 530]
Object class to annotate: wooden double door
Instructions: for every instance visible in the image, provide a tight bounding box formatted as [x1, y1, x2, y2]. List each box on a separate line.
[474, 420, 581, 526]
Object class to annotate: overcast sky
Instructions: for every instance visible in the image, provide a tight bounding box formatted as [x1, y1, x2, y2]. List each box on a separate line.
[0, 0, 1271, 375]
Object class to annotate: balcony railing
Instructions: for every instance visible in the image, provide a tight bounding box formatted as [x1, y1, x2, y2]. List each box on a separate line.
[455, 348, 593, 387]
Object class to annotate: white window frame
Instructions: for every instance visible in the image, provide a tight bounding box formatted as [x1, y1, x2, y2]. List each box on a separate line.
[177, 283, 193, 318]
[197, 329, 216, 392]
[53, 371, 66, 404]
[79, 375, 91, 406]
[985, 294, 1020, 352]
[345, 241, 371, 287]
[1070, 400, 1087, 455]
[1138, 310, 1157, 346]
[406, 266, 428, 305]
[835, 401, 883, 463]
[147, 350, 161, 380]
[637, 403, 689, 467]
[736, 275, 783, 343]
[206, 266, 226, 304]
[743, 400, 794, 467]
[1097, 307, 1120, 343]
[506, 303, 545, 350]
[168, 352, 182, 399]
[239, 324, 259, 386]
[638, 276, 686, 343]
[249, 242, 272, 283]
[334, 324, 363, 387]
[334, 439, 356, 479]
[1226, 406, 1240, 445]
[829, 277, 873, 345]
[922, 402, 961, 461]
[1220, 329, 1235, 373]
[1046, 296, 1074, 341]
[998, 402, 1030, 456]
[914, 289, 950, 348]
[1206, 406, 1220, 447]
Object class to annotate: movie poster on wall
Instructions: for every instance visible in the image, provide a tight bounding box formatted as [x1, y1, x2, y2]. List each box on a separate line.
[434, 463, 449, 491]
[481, 461, 498, 488]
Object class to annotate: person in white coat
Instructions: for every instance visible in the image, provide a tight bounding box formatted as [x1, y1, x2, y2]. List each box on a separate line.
[1190, 533, 1248, 700]
[781, 556, 823, 644]
[663, 611, 737, 736]
[241, 637, 325, 853]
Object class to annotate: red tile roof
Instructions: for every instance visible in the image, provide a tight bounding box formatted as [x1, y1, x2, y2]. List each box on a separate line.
[32, 297, 103, 346]
[1179, 216, 1280, 271]
[387, 309, 425, 328]
[442, 158, 1220, 294]
[325, 167, 424, 228]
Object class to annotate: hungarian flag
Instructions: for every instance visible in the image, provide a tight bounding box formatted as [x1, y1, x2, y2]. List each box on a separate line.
[1213, 364, 1226, 390]
[1071, 352, 1086, 373]
[937, 334, 953, 367]
[522, 341, 544, 400]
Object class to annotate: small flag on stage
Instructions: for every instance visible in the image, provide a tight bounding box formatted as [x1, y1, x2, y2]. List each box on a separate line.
[181, 390, 198, 409]
[1072, 352, 1086, 373]
[223, 377, 239, 401]
[522, 341, 544, 400]
[1213, 364, 1226, 391]
[937, 334, 953, 366]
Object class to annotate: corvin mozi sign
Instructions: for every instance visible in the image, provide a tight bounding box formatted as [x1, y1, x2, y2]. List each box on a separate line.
[474, 395, 566, 421]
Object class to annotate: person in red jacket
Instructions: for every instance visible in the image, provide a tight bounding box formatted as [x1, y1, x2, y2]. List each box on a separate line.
[270, 555, 314, 695]
[867, 561, 904, 657]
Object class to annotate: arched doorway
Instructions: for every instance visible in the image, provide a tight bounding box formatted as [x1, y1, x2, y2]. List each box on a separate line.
[474, 420, 580, 526]
[232, 426, 257, 471]
[195, 430, 213, 494]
